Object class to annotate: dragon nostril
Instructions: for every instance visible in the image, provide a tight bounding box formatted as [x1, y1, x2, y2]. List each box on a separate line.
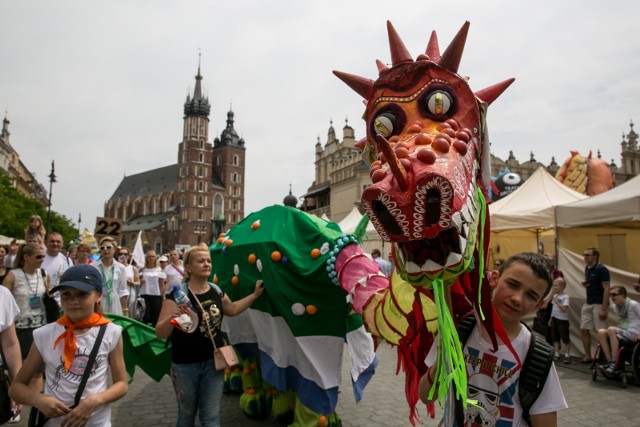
[425, 189, 441, 225]
[372, 200, 403, 235]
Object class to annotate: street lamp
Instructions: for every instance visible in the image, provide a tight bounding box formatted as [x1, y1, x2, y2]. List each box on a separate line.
[46, 160, 57, 236]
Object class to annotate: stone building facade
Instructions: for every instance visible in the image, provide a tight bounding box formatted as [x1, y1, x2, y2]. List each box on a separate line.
[0, 116, 48, 205]
[104, 64, 246, 253]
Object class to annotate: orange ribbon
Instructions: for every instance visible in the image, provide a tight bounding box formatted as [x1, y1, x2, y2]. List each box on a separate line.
[54, 313, 111, 371]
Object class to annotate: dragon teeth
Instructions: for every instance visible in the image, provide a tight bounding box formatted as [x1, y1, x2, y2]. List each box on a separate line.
[445, 252, 463, 267]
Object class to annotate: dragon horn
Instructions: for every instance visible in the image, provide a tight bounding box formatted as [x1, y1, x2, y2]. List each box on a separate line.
[426, 30, 441, 62]
[376, 59, 389, 75]
[387, 21, 413, 66]
[375, 134, 408, 191]
[474, 78, 515, 106]
[333, 70, 375, 99]
[438, 21, 470, 73]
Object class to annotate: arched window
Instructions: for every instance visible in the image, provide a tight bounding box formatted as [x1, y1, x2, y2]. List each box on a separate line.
[198, 210, 204, 220]
[180, 195, 185, 207]
[200, 140, 204, 150]
[199, 152, 204, 162]
[199, 166, 204, 177]
[233, 155, 239, 166]
[198, 195, 203, 207]
[232, 172, 238, 183]
[213, 194, 223, 220]
[182, 151, 186, 163]
[216, 156, 221, 166]
[198, 181, 204, 192]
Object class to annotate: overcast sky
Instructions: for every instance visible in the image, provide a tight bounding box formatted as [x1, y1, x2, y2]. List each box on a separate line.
[1, 0, 639, 236]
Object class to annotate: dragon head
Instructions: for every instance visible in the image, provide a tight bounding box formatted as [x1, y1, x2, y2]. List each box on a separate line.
[334, 22, 514, 286]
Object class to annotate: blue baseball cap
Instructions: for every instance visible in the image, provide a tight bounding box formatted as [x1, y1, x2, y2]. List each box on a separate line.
[51, 264, 103, 293]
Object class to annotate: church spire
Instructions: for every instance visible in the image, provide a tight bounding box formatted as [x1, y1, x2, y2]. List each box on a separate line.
[184, 55, 210, 117]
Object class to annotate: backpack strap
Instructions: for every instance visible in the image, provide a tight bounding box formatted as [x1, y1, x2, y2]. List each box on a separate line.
[518, 323, 554, 426]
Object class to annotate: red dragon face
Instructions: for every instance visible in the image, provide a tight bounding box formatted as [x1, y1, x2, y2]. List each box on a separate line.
[334, 22, 514, 286]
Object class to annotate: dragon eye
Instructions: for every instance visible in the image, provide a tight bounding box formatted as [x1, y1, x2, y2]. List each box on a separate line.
[373, 112, 397, 137]
[423, 89, 454, 119]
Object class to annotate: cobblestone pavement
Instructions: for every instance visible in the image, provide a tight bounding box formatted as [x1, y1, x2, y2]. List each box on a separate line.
[11, 343, 640, 426]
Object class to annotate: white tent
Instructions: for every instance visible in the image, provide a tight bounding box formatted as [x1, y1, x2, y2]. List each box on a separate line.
[336, 206, 364, 234]
[488, 167, 587, 265]
[556, 173, 640, 228]
[491, 167, 588, 231]
[556, 173, 640, 272]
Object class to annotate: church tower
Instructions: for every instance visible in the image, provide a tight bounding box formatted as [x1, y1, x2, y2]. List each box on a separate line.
[176, 58, 215, 244]
[212, 108, 246, 231]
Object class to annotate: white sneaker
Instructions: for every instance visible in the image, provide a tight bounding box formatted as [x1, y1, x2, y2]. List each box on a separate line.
[8, 413, 21, 423]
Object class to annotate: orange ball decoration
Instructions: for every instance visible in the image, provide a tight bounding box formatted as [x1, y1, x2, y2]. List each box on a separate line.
[248, 254, 256, 264]
[243, 368, 251, 376]
[217, 237, 224, 244]
[247, 388, 256, 395]
[310, 248, 321, 259]
[271, 251, 282, 262]
[219, 232, 226, 238]
[306, 305, 317, 315]
[318, 415, 327, 426]
[231, 276, 239, 285]
[224, 369, 231, 376]
[251, 220, 260, 230]
[212, 276, 218, 284]
[225, 239, 233, 247]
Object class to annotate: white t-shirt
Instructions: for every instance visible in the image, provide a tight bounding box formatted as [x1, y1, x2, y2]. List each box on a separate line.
[0, 285, 20, 332]
[426, 323, 567, 426]
[551, 294, 570, 321]
[92, 261, 129, 315]
[163, 263, 185, 294]
[33, 322, 122, 427]
[10, 268, 47, 329]
[614, 298, 640, 335]
[139, 267, 166, 296]
[42, 252, 72, 290]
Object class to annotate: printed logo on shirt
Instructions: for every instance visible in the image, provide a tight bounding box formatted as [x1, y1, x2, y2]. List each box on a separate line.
[464, 346, 520, 427]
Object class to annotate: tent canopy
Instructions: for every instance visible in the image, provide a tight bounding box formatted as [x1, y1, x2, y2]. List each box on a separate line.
[556, 174, 640, 228]
[490, 166, 587, 231]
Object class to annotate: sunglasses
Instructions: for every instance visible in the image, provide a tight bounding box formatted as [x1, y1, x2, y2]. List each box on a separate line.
[34, 255, 45, 260]
[100, 245, 114, 251]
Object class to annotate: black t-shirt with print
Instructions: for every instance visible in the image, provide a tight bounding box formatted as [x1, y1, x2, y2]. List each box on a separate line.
[168, 285, 225, 364]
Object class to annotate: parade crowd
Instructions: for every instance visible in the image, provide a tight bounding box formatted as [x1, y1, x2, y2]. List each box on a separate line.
[1, 216, 639, 427]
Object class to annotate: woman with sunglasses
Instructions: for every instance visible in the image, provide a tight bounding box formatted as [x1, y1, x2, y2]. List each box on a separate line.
[92, 237, 129, 316]
[1, 242, 50, 394]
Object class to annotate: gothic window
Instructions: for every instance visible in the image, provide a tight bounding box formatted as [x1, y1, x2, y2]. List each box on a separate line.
[216, 155, 221, 166]
[180, 195, 185, 207]
[179, 181, 184, 192]
[233, 155, 239, 166]
[200, 140, 204, 150]
[233, 200, 238, 210]
[232, 172, 238, 183]
[198, 195, 203, 207]
[199, 166, 204, 177]
[198, 181, 204, 192]
[199, 152, 204, 162]
[199, 210, 204, 220]
[182, 151, 186, 163]
[213, 194, 223, 220]
[233, 186, 238, 196]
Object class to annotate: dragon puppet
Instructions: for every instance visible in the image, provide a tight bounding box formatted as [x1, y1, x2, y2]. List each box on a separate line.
[331, 21, 516, 424]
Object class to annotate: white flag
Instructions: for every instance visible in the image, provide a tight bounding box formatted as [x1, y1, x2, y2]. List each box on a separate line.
[132, 231, 145, 267]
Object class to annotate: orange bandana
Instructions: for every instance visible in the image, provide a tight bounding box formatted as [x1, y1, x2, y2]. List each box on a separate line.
[54, 313, 111, 371]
